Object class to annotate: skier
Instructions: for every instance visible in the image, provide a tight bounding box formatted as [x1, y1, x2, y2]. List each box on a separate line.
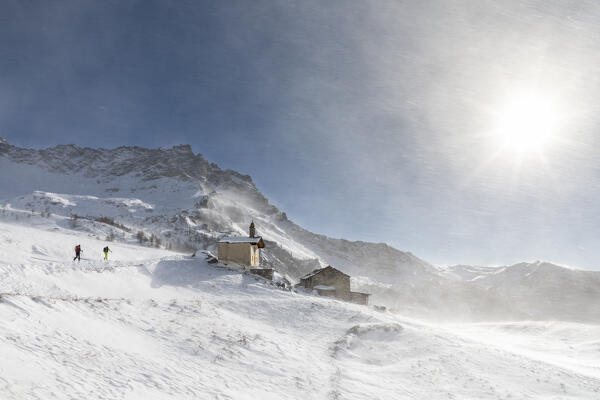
[103, 246, 112, 261]
[73, 244, 82, 261]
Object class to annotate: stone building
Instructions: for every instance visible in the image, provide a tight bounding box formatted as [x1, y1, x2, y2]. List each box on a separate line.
[217, 221, 265, 267]
[297, 266, 370, 305]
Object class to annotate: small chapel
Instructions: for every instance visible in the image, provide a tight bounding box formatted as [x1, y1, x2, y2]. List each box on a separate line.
[217, 221, 265, 267]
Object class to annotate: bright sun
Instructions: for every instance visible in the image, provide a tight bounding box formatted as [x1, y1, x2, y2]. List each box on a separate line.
[492, 92, 561, 153]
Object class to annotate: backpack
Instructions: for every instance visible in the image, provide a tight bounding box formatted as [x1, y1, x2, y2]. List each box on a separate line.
[75, 245, 80, 252]
[103, 247, 109, 252]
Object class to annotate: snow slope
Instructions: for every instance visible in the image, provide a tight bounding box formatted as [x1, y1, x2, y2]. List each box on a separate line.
[1, 220, 600, 399]
[2, 139, 600, 323]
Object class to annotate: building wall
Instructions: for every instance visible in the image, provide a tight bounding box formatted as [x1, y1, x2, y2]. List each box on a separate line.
[315, 288, 337, 298]
[349, 292, 369, 305]
[251, 245, 259, 266]
[217, 242, 260, 267]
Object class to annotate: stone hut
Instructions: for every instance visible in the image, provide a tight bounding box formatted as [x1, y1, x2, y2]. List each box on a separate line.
[297, 266, 370, 305]
[217, 221, 265, 267]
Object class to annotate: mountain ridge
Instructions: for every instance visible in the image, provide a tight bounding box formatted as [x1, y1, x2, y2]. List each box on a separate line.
[1, 137, 599, 322]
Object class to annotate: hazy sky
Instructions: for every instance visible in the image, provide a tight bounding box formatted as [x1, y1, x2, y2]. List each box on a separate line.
[2, 0, 600, 269]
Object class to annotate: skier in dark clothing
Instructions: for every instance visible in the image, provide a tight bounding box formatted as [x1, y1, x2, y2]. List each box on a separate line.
[73, 244, 82, 261]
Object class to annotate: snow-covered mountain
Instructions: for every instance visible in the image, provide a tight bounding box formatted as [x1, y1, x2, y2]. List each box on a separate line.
[1, 138, 599, 322]
[0, 138, 434, 281]
[442, 262, 600, 322]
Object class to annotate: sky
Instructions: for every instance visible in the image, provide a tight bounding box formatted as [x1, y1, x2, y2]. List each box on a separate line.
[1, 0, 600, 269]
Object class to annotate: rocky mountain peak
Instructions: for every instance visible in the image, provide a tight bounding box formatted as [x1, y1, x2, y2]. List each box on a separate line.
[0, 140, 275, 215]
[171, 144, 194, 154]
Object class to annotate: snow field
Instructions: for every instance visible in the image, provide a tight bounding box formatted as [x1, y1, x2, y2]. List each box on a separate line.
[0, 221, 599, 399]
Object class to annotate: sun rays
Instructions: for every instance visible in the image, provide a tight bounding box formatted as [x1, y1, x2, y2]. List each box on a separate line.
[491, 91, 561, 154]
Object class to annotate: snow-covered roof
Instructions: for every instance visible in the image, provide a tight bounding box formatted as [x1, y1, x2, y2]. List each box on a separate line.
[218, 236, 265, 247]
[300, 266, 349, 280]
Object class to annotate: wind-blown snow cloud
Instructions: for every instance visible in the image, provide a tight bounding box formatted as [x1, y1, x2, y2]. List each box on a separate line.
[1, 0, 600, 269]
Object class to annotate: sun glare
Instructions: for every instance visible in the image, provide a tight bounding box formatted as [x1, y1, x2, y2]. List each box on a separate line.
[492, 92, 561, 153]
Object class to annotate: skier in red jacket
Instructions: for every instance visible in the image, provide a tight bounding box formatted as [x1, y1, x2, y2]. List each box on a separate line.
[73, 244, 82, 261]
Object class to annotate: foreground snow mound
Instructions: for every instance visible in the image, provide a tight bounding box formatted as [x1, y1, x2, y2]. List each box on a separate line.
[333, 323, 405, 363]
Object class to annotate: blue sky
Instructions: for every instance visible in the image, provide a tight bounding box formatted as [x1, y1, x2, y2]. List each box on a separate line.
[2, 0, 600, 269]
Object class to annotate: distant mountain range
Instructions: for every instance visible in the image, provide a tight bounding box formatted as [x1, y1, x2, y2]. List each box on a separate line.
[1, 138, 599, 322]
